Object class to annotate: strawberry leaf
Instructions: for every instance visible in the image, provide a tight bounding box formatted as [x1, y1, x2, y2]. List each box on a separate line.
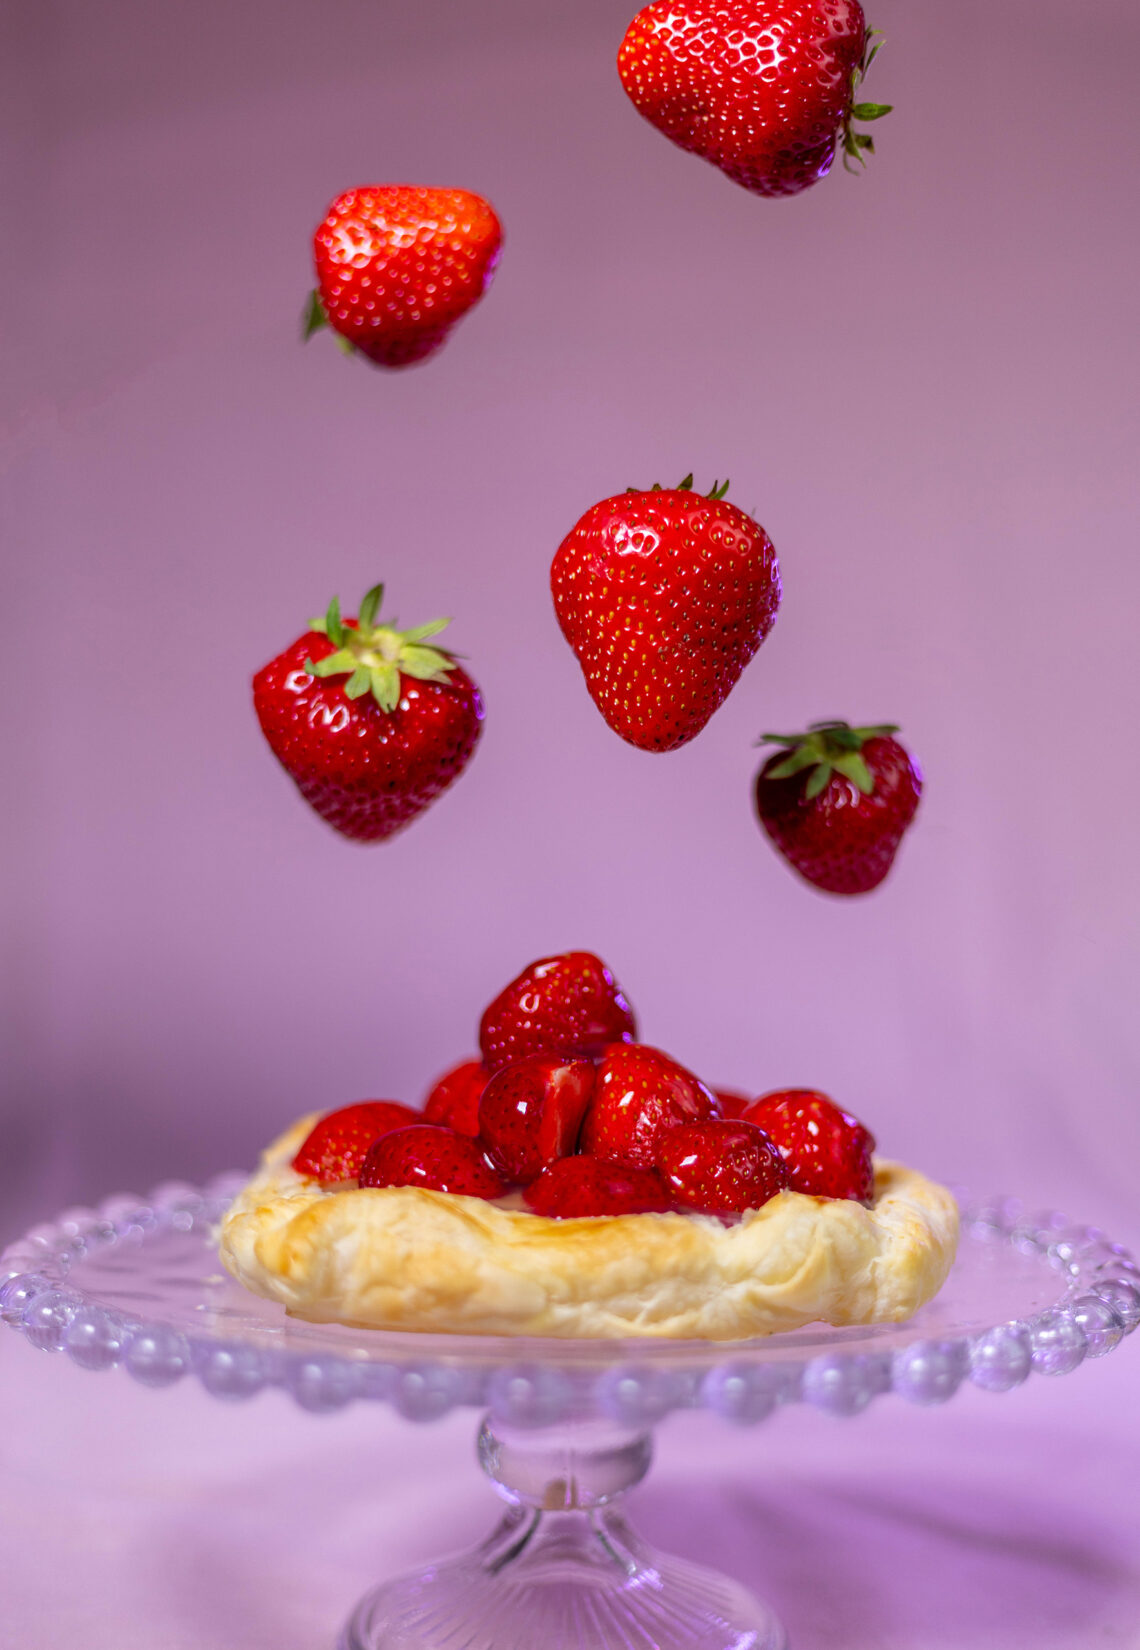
[401, 618, 451, 644]
[305, 648, 357, 678]
[301, 290, 328, 340]
[831, 752, 875, 795]
[399, 645, 454, 681]
[358, 583, 384, 629]
[324, 597, 347, 649]
[344, 667, 372, 698]
[804, 763, 833, 801]
[369, 663, 401, 713]
[862, 34, 884, 76]
[767, 746, 824, 780]
[851, 102, 892, 120]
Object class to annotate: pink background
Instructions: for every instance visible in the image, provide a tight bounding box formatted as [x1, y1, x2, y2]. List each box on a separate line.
[2, 0, 1138, 1643]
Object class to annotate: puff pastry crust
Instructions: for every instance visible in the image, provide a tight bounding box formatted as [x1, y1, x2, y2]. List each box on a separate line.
[219, 1114, 959, 1341]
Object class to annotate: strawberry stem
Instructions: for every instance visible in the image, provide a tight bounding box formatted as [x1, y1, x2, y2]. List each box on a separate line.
[303, 582, 456, 714]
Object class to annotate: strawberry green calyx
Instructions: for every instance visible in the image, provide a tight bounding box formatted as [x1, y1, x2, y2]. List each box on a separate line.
[758, 720, 901, 801]
[626, 474, 731, 499]
[301, 290, 356, 356]
[842, 30, 893, 174]
[303, 582, 456, 714]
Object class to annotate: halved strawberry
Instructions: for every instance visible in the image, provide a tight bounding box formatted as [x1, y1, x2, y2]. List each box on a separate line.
[358, 1125, 506, 1200]
[656, 1120, 789, 1216]
[479, 951, 636, 1074]
[423, 1059, 488, 1136]
[478, 1057, 595, 1183]
[292, 1101, 422, 1184]
[525, 1155, 672, 1218]
[742, 1089, 875, 1202]
[580, 1042, 720, 1169]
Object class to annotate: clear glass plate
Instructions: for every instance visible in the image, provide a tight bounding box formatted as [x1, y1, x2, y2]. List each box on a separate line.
[3, 1177, 1137, 1649]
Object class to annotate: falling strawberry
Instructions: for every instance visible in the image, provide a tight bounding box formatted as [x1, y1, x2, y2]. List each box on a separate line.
[617, 2, 891, 199]
[423, 1059, 488, 1136]
[304, 186, 502, 368]
[358, 1125, 507, 1200]
[580, 1042, 720, 1169]
[525, 1155, 673, 1218]
[479, 952, 637, 1074]
[656, 1119, 789, 1216]
[292, 1101, 423, 1184]
[743, 1089, 875, 1201]
[754, 720, 921, 894]
[551, 477, 780, 752]
[478, 1057, 596, 1182]
[253, 581, 483, 843]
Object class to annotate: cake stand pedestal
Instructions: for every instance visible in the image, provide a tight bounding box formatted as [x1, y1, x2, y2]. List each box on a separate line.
[342, 1416, 783, 1649]
[3, 1176, 1137, 1650]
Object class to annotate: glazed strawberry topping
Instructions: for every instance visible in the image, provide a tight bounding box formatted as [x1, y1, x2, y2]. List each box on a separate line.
[423, 1058, 488, 1136]
[743, 1090, 875, 1202]
[358, 1125, 507, 1200]
[478, 1057, 595, 1183]
[292, 1101, 423, 1184]
[580, 1042, 720, 1169]
[294, 960, 892, 1220]
[524, 1155, 673, 1218]
[713, 1088, 752, 1120]
[656, 1120, 789, 1217]
[478, 951, 637, 1074]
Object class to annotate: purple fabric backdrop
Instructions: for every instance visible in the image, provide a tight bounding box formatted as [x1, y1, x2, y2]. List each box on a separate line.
[2, 3, 1139, 1646]
[4, 0, 1137, 1244]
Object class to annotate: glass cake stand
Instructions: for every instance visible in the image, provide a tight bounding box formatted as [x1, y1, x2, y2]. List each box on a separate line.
[3, 1175, 1138, 1650]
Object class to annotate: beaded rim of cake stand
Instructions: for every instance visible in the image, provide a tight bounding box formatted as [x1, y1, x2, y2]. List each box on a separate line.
[1, 1175, 1136, 1425]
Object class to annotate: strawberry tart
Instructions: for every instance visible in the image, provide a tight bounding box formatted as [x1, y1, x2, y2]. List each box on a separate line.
[220, 952, 958, 1340]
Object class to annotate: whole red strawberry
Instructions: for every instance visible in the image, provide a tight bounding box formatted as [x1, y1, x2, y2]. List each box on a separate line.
[478, 1057, 596, 1182]
[479, 952, 637, 1074]
[292, 1101, 423, 1184]
[359, 1125, 506, 1200]
[551, 478, 780, 751]
[304, 186, 502, 368]
[656, 1119, 789, 1215]
[742, 1089, 875, 1201]
[617, 3, 891, 198]
[754, 720, 921, 894]
[580, 1043, 720, 1169]
[525, 1156, 673, 1219]
[253, 581, 483, 843]
[423, 1059, 488, 1136]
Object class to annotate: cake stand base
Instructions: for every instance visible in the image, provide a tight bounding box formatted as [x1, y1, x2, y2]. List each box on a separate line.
[340, 1417, 785, 1650]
